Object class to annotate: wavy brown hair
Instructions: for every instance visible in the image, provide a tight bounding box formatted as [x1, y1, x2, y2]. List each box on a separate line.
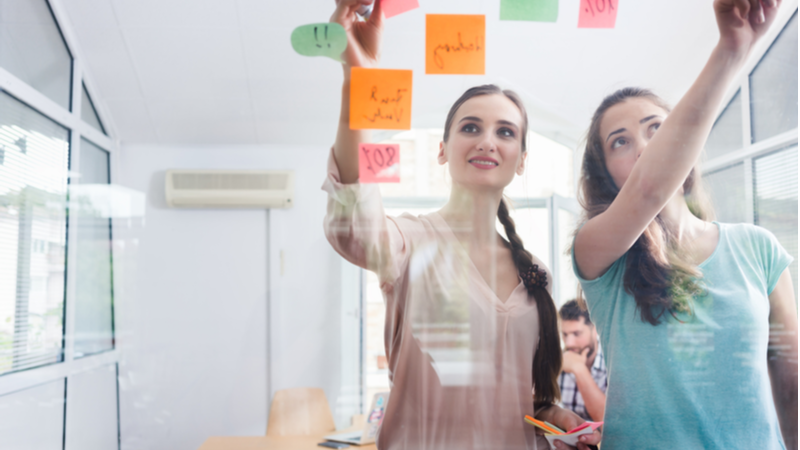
[443, 85, 561, 408]
[579, 87, 714, 325]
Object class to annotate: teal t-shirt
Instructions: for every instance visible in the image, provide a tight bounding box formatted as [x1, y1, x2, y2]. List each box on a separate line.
[574, 222, 792, 449]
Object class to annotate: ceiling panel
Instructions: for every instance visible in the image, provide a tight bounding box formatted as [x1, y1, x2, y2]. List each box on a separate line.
[57, 0, 767, 146]
[111, 0, 239, 29]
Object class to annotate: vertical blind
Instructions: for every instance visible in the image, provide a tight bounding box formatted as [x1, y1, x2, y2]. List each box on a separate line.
[754, 146, 799, 294]
[0, 91, 70, 375]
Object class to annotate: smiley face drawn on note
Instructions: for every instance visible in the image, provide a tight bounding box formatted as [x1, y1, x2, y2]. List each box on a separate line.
[290, 23, 347, 62]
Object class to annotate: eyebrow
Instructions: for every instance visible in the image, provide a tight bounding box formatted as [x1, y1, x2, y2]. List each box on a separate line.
[458, 116, 520, 130]
[605, 115, 664, 143]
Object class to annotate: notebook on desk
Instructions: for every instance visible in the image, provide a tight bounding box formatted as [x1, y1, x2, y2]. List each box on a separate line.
[324, 392, 390, 446]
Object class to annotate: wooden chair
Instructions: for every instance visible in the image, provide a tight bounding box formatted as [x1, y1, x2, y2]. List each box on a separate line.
[266, 387, 337, 437]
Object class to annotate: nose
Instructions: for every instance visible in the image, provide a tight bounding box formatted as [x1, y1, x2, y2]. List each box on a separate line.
[478, 136, 496, 153]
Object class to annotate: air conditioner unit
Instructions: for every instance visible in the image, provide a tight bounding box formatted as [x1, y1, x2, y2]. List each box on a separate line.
[165, 170, 294, 208]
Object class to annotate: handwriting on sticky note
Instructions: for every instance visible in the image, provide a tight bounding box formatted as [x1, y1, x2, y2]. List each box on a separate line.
[426, 15, 485, 75]
[499, 0, 558, 22]
[290, 23, 347, 61]
[359, 143, 400, 183]
[383, 0, 419, 19]
[578, 0, 618, 28]
[349, 68, 413, 130]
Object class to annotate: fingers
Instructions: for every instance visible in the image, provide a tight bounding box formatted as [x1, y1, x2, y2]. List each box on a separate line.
[367, 0, 385, 29]
[331, 0, 374, 25]
[749, 0, 765, 23]
[731, 0, 751, 21]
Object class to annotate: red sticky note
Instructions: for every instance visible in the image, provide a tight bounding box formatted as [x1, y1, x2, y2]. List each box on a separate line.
[350, 67, 413, 130]
[359, 143, 400, 183]
[382, 0, 419, 19]
[426, 14, 485, 75]
[578, 0, 618, 29]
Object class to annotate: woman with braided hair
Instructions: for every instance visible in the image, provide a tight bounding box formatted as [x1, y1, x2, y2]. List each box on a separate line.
[323, 2, 600, 448]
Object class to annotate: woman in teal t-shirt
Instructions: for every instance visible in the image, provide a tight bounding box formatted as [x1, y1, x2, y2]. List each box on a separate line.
[571, 1, 798, 449]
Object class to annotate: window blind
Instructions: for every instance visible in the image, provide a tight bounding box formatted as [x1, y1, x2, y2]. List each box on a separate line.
[0, 91, 69, 375]
[704, 163, 747, 224]
[754, 146, 798, 295]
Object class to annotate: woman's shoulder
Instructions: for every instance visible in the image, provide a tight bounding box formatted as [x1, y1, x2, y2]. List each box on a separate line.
[716, 221, 779, 246]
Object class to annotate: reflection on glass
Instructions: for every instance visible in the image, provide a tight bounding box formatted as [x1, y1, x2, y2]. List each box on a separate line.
[705, 90, 742, 160]
[72, 138, 113, 358]
[0, 0, 73, 110]
[750, 12, 798, 142]
[80, 84, 106, 135]
[0, 91, 69, 375]
[704, 163, 747, 223]
[754, 145, 798, 294]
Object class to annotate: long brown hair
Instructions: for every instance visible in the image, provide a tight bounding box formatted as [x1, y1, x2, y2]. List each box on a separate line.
[579, 87, 714, 325]
[443, 85, 561, 408]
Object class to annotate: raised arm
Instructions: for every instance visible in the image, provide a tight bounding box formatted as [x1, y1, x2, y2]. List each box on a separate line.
[575, 0, 783, 280]
[331, 0, 384, 183]
[767, 269, 798, 449]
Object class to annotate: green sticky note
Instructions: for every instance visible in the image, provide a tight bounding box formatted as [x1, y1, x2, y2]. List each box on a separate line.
[499, 0, 558, 22]
[290, 23, 347, 62]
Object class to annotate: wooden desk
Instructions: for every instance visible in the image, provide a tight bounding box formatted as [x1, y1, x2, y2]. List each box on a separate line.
[198, 431, 378, 450]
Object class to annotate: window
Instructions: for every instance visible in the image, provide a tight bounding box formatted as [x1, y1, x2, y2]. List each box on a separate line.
[749, 11, 798, 143]
[0, 0, 73, 110]
[0, 91, 70, 375]
[72, 138, 114, 358]
[704, 9, 798, 300]
[80, 84, 106, 135]
[0, 1, 120, 447]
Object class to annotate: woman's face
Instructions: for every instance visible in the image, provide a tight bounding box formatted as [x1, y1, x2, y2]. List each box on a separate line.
[438, 94, 526, 191]
[599, 97, 668, 189]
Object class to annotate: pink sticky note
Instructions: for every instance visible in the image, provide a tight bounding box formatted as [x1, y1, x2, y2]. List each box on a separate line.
[359, 143, 400, 183]
[382, 0, 419, 19]
[578, 0, 618, 28]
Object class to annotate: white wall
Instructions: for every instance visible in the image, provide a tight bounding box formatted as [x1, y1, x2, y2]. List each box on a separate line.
[114, 143, 347, 450]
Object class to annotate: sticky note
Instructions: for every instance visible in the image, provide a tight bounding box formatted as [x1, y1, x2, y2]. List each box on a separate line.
[290, 23, 347, 62]
[349, 67, 412, 130]
[359, 143, 400, 183]
[499, 0, 558, 22]
[544, 426, 593, 449]
[578, 0, 618, 28]
[425, 15, 485, 75]
[383, 0, 419, 18]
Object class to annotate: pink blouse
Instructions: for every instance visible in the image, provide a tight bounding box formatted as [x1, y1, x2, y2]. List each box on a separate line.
[322, 150, 548, 450]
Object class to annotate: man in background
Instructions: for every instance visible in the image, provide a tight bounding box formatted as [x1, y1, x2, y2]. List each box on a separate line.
[558, 299, 608, 421]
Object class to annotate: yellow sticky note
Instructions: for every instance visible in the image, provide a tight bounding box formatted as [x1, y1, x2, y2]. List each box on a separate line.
[349, 67, 413, 130]
[426, 14, 485, 75]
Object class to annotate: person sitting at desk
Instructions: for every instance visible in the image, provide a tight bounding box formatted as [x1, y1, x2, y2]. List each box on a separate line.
[558, 299, 607, 422]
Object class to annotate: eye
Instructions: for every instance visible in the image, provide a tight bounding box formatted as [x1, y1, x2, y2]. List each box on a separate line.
[610, 137, 627, 149]
[649, 122, 661, 133]
[498, 127, 516, 138]
[461, 123, 479, 133]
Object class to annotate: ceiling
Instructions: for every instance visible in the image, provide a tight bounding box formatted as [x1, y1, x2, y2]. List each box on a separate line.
[61, 0, 727, 148]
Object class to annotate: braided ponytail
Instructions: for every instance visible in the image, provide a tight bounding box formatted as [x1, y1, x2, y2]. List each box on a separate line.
[497, 199, 562, 409]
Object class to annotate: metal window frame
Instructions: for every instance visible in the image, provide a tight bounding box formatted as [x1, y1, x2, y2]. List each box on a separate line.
[702, 3, 799, 225]
[0, 1, 122, 438]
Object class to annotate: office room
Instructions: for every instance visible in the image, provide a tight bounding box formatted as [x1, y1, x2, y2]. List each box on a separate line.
[0, 0, 797, 449]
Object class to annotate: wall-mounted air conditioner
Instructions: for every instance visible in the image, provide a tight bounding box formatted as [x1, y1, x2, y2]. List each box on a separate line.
[165, 170, 294, 208]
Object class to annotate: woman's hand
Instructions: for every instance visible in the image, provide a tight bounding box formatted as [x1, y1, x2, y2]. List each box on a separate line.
[542, 406, 602, 450]
[714, 0, 782, 56]
[331, 0, 384, 71]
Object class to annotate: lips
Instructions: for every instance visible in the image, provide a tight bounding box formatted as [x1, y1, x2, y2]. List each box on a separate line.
[468, 156, 498, 169]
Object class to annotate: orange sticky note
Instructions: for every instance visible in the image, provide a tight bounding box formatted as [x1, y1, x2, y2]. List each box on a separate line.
[359, 143, 400, 183]
[578, 0, 618, 29]
[426, 15, 485, 75]
[349, 67, 413, 130]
